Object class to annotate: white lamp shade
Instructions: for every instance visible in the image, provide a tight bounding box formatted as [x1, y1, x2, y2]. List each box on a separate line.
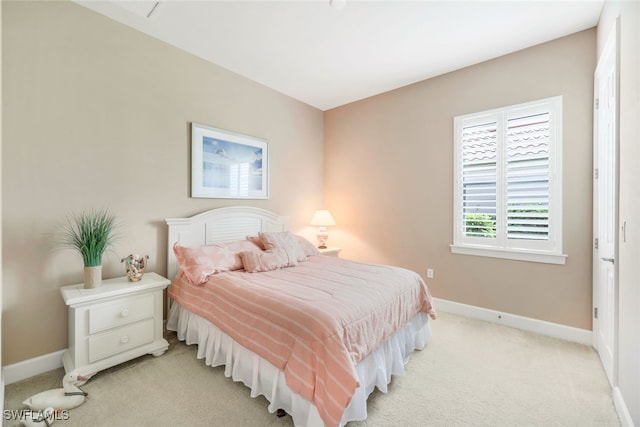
[310, 210, 336, 227]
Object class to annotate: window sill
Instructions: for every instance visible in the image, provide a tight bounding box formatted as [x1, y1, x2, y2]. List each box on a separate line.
[450, 244, 567, 265]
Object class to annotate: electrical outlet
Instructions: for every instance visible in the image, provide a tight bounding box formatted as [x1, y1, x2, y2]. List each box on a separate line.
[427, 268, 434, 279]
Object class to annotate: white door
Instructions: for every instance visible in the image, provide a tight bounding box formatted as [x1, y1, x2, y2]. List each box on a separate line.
[593, 23, 618, 387]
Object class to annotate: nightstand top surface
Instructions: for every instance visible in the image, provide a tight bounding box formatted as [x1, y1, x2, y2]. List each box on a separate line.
[60, 272, 170, 306]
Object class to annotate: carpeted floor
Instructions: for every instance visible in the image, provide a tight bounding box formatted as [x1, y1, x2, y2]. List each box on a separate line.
[4, 312, 620, 427]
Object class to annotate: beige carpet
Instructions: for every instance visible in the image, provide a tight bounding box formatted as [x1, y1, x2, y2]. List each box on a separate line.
[4, 312, 620, 427]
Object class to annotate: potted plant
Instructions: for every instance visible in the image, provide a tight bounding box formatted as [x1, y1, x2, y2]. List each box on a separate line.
[60, 208, 117, 288]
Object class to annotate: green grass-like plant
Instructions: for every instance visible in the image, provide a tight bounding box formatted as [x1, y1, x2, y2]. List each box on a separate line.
[61, 209, 117, 267]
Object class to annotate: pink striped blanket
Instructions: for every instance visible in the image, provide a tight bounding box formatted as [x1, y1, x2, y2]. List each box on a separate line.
[168, 255, 436, 426]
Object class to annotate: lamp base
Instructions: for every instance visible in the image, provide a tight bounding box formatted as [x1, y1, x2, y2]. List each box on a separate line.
[316, 227, 328, 249]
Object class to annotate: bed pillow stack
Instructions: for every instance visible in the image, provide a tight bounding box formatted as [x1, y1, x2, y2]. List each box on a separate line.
[174, 232, 320, 284]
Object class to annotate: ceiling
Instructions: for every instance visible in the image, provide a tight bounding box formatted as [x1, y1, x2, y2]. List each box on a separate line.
[76, 1, 604, 111]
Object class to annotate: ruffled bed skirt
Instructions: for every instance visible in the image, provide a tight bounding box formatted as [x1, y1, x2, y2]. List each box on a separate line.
[167, 303, 432, 427]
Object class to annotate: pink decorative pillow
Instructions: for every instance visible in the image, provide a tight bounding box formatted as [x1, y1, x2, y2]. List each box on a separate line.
[173, 240, 261, 285]
[239, 248, 297, 273]
[258, 231, 307, 262]
[246, 235, 265, 250]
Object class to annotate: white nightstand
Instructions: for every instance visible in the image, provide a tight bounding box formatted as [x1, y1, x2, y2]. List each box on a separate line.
[318, 247, 342, 257]
[60, 272, 170, 380]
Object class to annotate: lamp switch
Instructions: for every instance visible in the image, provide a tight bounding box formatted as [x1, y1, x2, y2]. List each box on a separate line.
[427, 268, 434, 279]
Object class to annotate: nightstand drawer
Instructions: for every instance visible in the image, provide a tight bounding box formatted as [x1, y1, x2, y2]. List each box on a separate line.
[89, 293, 154, 334]
[88, 318, 154, 363]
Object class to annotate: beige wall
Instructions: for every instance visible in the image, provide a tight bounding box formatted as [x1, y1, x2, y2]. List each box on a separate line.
[598, 2, 640, 424]
[325, 29, 596, 330]
[2, 1, 324, 365]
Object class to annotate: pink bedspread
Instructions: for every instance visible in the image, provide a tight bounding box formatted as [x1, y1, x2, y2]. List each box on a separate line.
[168, 255, 436, 427]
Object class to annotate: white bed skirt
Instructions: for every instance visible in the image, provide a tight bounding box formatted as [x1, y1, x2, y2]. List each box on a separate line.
[167, 303, 432, 427]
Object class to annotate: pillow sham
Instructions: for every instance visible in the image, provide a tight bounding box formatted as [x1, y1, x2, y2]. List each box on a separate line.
[295, 235, 320, 256]
[239, 248, 298, 273]
[173, 240, 261, 285]
[258, 231, 307, 262]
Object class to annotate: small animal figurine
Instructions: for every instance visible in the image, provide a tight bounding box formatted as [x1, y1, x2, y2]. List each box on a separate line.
[22, 372, 88, 411]
[20, 407, 56, 427]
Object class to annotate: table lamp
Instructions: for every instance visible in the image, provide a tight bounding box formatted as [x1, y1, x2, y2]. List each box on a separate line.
[310, 210, 336, 249]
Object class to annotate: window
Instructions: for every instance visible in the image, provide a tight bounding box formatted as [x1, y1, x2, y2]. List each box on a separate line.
[450, 96, 567, 264]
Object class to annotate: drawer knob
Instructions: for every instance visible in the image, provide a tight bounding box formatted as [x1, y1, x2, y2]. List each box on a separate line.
[120, 336, 129, 344]
[120, 309, 130, 317]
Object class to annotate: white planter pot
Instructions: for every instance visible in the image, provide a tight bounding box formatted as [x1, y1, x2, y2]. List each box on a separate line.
[83, 265, 102, 289]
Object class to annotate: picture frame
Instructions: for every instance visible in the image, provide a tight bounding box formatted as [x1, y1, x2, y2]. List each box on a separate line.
[191, 123, 269, 199]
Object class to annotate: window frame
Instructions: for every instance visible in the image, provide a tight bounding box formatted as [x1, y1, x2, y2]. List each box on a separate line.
[450, 96, 567, 265]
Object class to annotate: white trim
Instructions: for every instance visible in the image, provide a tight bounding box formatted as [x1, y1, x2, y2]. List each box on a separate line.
[433, 298, 591, 345]
[450, 244, 567, 265]
[2, 350, 65, 385]
[613, 387, 634, 427]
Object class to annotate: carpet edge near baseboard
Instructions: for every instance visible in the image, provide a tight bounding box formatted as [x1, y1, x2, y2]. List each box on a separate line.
[432, 297, 592, 346]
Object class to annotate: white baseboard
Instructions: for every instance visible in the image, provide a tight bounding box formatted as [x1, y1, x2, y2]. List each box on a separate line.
[433, 298, 592, 346]
[2, 350, 65, 385]
[613, 386, 635, 427]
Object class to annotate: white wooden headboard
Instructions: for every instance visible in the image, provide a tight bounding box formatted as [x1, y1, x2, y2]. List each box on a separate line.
[165, 206, 289, 280]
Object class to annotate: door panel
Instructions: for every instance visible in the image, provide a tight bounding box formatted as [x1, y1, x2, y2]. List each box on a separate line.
[593, 24, 618, 387]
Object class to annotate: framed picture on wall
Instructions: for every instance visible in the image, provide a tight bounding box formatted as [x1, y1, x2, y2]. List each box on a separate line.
[191, 123, 269, 199]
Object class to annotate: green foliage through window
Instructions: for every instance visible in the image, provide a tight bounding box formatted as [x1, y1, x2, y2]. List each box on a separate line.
[464, 213, 496, 238]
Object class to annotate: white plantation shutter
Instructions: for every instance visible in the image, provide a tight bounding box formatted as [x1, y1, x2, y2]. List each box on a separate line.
[506, 112, 550, 240]
[461, 121, 497, 238]
[452, 97, 565, 264]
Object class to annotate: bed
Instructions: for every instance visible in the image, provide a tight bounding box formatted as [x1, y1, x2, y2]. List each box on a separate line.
[165, 206, 436, 427]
